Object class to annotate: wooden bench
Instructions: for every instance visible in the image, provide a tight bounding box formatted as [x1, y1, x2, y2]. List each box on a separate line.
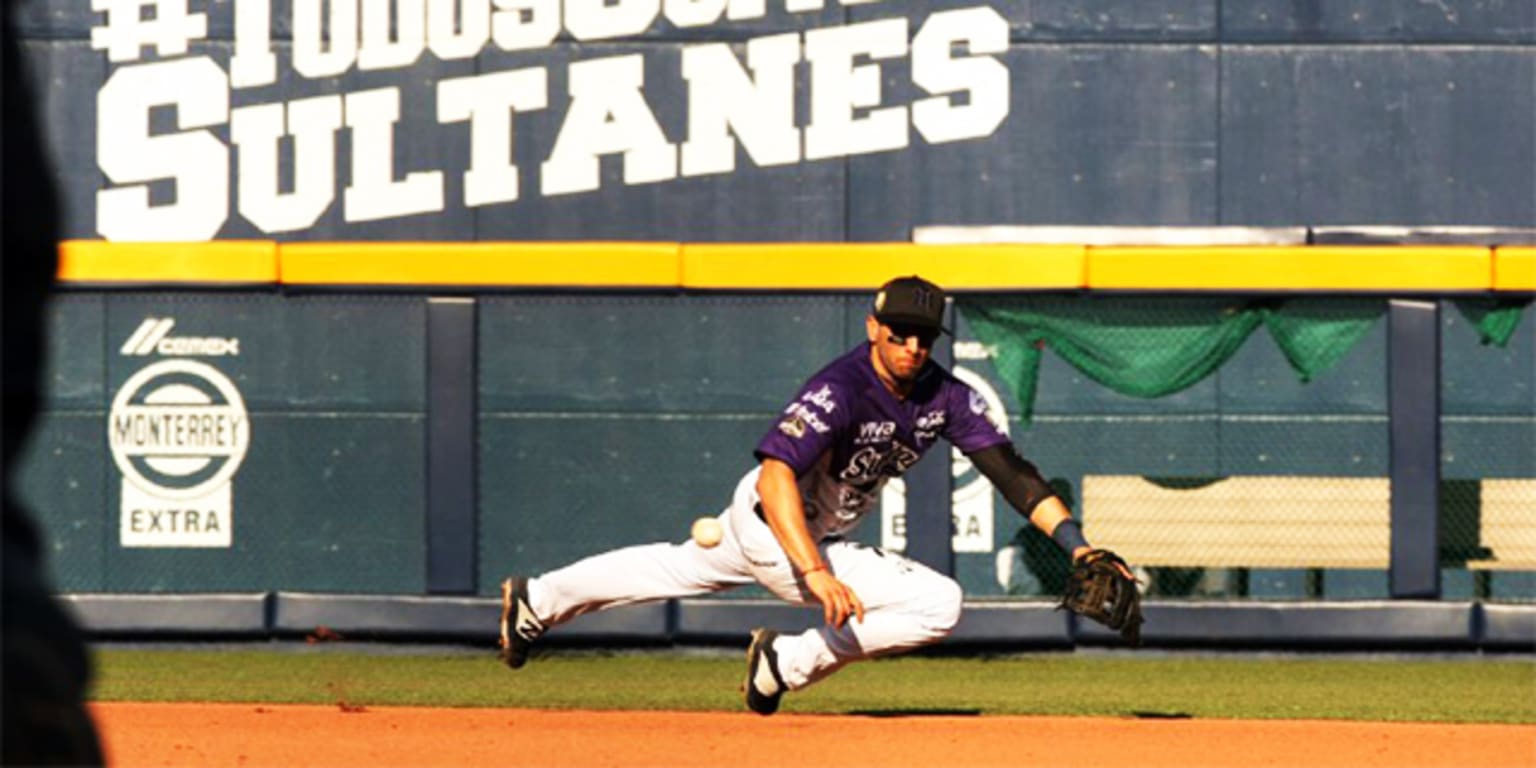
[1081, 476, 1536, 570]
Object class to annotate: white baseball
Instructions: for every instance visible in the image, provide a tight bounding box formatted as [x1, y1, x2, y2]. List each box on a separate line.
[691, 517, 723, 548]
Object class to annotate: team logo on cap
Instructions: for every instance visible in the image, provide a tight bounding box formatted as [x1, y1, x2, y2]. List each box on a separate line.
[874, 290, 887, 313]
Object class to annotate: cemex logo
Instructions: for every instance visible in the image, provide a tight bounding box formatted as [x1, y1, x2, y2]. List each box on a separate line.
[121, 318, 240, 357]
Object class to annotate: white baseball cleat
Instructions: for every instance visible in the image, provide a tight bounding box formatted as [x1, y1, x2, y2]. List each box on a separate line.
[498, 577, 545, 670]
[743, 627, 786, 715]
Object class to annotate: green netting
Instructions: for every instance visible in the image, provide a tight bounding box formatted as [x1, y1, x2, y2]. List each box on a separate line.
[955, 295, 1532, 601]
[958, 296, 1384, 421]
[1453, 298, 1531, 347]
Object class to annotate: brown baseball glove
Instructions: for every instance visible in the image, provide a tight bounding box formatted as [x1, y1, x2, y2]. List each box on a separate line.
[1060, 549, 1143, 645]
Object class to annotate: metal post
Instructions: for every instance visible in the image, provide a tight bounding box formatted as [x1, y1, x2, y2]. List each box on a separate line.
[1387, 299, 1440, 599]
[426, 297, 478, 594]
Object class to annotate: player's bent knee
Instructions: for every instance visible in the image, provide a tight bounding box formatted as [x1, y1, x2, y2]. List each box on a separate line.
[912, 575, 963, 638]
[934, 576, 964, 632]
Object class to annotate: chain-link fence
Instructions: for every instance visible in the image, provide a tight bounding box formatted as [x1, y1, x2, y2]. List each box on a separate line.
[948, 295, 1534, 602]
[1442, 300, 1536, 602]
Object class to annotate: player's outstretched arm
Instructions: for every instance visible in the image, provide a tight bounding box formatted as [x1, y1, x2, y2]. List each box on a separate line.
[966, 445, 1141, 643]
[1026, 496, 1091, 562]
[967, 444, 1135, 576]
[756, 459, 865, 628]
[967, 445, 1060, 521]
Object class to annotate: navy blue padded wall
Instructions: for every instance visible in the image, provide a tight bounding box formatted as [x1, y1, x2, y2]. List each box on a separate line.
[19, 293, 429, 593]
[1222, 1, 1536, 43]
[849, 44, 1220, 240]
[851, 0, 1218, 41]
[1220, 48, 1535, 226]
[15, 295, 110, 591]
[476, 294, 864, 592]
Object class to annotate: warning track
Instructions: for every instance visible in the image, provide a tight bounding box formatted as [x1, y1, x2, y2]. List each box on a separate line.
[92, 702, 1536, 768]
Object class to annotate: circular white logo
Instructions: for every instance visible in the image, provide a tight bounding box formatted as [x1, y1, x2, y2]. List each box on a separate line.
[109, 359, 250, 500]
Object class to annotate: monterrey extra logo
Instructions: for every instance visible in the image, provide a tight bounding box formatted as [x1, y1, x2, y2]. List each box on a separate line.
[109, 359, 249, 500]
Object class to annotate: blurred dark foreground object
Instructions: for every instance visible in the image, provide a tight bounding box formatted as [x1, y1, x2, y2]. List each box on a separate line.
[3, 0, 106, 762]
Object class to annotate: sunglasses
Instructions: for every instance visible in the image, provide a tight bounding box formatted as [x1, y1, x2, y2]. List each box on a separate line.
[884, 324, 940, 348]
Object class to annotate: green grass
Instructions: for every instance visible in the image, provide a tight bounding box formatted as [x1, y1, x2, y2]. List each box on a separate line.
[90, 647, 1536, 724]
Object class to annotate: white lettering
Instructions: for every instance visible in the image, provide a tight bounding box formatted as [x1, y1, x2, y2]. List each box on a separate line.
[804, 17, 908, 160]
[911, 7, 1009, 144]
[915, 410, 945, 430]
[855, 421, 895, 444]
[131, 508, 224, 533]
[232, 95, 343, 232]
[438, 68, 549, 207]
[343, 87, 445, 221]
[90, 0, 207, 62]
[293, 0, 358, 78]
[801, 384, 837, 413]
[564, 0, 657, 41]
[231, 0, 276, 87]
[490, 0, 559, 51]
[680, 33, 799, 176]
[96, 58, 229, 241]
[541, 55, 677, 196]
[724, 0, 762, 20]
[839, 443, 918, 482]
[784, 402, 830, 434]
[359, 0, 427, 71]
[428, 0, 492, 59]
[156, 336, 241, 355]
[92, 1, 1015, 240]
[663, 0, 723, 27]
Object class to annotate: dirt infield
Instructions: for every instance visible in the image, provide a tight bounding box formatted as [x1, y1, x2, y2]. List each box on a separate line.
[92, 702, 1535, 768]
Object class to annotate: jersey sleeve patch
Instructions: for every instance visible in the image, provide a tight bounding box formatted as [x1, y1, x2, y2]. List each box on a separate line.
[755, 380, 846, 473]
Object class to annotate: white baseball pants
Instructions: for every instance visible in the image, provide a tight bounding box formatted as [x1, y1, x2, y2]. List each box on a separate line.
[524, 466, 963, 690]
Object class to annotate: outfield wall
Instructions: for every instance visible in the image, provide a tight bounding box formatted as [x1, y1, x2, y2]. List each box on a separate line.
[12, 0, 1536, 645]
[56, 594, 1536, 651]
[15, 236, 1536, 647]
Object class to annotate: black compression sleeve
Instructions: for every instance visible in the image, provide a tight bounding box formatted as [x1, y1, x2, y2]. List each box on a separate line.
[966, 444, 1058, 517]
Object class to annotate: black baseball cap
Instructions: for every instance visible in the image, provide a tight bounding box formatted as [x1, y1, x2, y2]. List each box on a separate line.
[872, 275, 949, 334]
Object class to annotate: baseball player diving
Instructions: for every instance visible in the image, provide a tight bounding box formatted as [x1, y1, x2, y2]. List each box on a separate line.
[499, 275, 1142, 715]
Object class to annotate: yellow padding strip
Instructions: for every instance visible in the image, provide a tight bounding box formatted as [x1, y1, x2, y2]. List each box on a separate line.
[57, 240, 278, 284]
[55, 241, 1511, 292]
[1493, 247, 1536, 292]
[279, 242, 681, 286]
[682, 243, 1085, 290]
[1088, 246, 1492, 291]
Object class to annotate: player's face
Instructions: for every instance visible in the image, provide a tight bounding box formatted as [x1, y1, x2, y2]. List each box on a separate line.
[867, 316, 936, 384]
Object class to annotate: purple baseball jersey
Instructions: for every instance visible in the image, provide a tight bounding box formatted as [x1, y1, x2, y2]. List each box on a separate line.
[754, 343, 1011, 540]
